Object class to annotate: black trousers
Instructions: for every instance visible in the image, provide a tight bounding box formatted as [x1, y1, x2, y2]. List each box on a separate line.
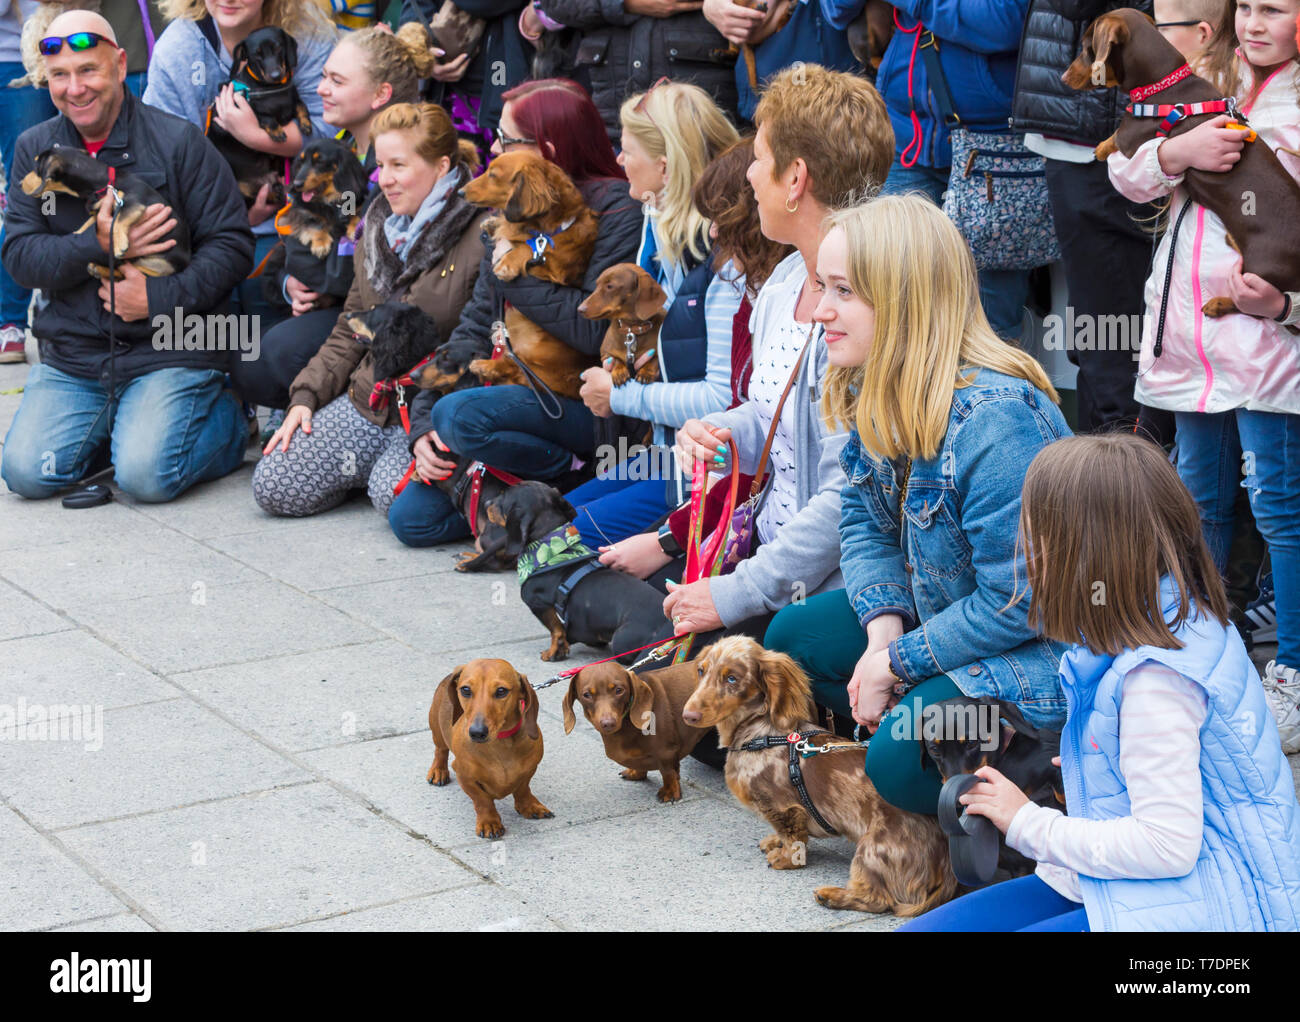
[230, 307, 340, 410]
[1044, 157, 1175, 443]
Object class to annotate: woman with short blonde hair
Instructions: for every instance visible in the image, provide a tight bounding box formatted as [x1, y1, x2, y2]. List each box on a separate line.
[764, 195, 1072, 814]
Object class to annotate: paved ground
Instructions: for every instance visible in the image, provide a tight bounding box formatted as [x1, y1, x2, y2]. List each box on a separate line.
[2, 345, 1297, 932]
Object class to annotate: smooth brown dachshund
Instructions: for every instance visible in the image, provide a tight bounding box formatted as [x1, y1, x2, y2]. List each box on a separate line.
[460, 151, 600, 399]
[683, 636, 958, 916]
[427, 658, 554, 839]
[1063, 8, 1300, 319]
[579, 263, 666, 386]
[563, 661, 707, 803]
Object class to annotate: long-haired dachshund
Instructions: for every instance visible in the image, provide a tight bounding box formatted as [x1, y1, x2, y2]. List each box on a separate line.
[579, 264, 665, 386]
[1063, 7, 1300, 319]
[279, 137, 369, 259]
[563, 661, 707, 803]
[20, 147, 191, 280]
[427, 658, 553, 838]
[206, 26, 312, 209]
[460, 151, 600, 399]
[683, 636, 959, 916]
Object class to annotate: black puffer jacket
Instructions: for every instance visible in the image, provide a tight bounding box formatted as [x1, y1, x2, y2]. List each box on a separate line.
[2, 93, 254, 382]
[1010, 0, 1153, 145]
[534, 0, 738, 139]
[407, 174, 643, 446]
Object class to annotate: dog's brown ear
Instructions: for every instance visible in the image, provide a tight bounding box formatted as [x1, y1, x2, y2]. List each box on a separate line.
[759, 648, 813, 732]
[504, 163, 556, 222]
[628, 669, 657, 734]
[562, 674, 580, 734]
[436, 666, 465, 735]
[519, 673, 541, 740]
[633, 272, 667, 322]
[1090, 14, 1128, 84]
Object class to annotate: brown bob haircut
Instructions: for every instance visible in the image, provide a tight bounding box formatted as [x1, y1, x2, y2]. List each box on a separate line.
[753, 63, 894, 209]
[1017, 433, 1229, 656]
[692, 135, 794, 299]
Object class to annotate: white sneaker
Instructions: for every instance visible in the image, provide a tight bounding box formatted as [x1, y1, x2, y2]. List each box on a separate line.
[1262, 660, 1300, 755]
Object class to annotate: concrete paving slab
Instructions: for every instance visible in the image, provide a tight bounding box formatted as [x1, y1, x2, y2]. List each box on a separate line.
[446, 796, 864, 931]
[0, 698, 310, 830]
[0, 492, 148, 553]
[278, 883, 560, 932]
[0, 578, 72, 641]
[45, 913, 157, 933]
[0, 807, 125, 931]
[0, 629, 175, 711]
[1, 526, 260, 610]
[173, 639, 440, 753]
[58, 783, 479, 931]
[66, 579, 383, 674]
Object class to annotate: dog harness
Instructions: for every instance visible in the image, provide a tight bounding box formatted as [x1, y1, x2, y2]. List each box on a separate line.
[1125, 64, 1250, 138]
[515, 524, 606, 628]
[451, 462, 523, 536]
[731, 729, 844, 836]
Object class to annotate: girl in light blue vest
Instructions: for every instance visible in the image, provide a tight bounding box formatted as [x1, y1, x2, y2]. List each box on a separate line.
[901, 433, 1300, 932]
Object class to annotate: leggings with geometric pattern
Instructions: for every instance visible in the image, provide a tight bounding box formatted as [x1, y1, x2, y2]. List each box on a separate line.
[251, 393, 412, 517]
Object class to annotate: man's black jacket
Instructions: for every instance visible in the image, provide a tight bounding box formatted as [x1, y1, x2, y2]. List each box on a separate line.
[2, 92, 254, 382]
[1010, 0, 1154, 145]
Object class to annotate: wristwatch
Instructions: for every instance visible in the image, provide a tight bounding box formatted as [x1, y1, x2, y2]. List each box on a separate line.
[657, 524, 682, 557]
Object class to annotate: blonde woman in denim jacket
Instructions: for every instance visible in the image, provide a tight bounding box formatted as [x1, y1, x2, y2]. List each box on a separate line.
[765, 195, 1072, 815]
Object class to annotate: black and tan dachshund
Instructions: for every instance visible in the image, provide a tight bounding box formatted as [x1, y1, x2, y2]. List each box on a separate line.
[485, 482, 669, 661]
[280, 137, 369, 259]
[20, 146, 191, 281]
[408, 334, 490, 395]
[345, 301, 442, 384]
[207, 26, 311, 209]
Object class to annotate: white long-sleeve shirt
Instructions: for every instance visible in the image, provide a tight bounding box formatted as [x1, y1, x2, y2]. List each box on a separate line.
[1006, 661, 1209, 903]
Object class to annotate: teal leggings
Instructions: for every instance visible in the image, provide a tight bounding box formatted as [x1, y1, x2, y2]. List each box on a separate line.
[765, 589, 960, 815]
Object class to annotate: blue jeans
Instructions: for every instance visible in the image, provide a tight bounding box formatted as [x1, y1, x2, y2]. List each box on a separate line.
[0, 65, 57, 326]
[1176, 409, 1299, 666]
[896, 873, 1090, 932]
[1, 363, 246, 502]
[565, 461, 678, 548]
[387, 474, 474, 547]
[430, 384, 596, 479]
[879, 158, 1030, 340]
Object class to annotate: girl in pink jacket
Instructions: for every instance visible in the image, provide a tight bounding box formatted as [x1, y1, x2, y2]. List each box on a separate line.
[1107, 0, 1300, 752]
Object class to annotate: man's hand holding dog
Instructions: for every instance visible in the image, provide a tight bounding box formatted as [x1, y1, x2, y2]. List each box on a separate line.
[675, 417, 733, 474]
[96, 199, 176, 262]
[960, 766, 1032, 833]
[414, 431, 457, 483]
[98, 264, 150, 321]
[1157, 114, 1246, 176]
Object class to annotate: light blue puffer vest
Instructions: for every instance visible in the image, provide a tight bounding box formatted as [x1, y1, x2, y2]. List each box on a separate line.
[1058, 578, 1300, 931]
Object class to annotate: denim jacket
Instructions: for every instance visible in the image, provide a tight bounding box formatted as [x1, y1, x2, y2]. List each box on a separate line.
[838, 368, 1072, 728]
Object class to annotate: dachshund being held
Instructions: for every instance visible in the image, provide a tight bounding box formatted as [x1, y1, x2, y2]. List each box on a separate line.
[427, 658, 553, 839]
[684, 637, 958, 916]
[579, 263, 666, 386]
[563, 661, 707, 803]
[279, 137, 369, 259]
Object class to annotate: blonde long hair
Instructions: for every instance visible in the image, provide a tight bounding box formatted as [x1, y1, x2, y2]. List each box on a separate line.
[821, 195, 1059, 462]
[619, 82, 739, 271]
[159, 0, 337, 40]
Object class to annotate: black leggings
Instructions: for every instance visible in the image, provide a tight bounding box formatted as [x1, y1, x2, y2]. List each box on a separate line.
[230, 307, 340, 409]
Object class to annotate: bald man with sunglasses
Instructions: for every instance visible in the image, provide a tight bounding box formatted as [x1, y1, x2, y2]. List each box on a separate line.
[1, 10, 255, 503]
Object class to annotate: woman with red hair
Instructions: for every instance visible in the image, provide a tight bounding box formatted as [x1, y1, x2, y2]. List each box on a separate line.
[388, 79, 644, 547]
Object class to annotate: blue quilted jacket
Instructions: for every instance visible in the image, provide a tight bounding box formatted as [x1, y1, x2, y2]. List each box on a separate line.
[1059, 578, 1300, 931]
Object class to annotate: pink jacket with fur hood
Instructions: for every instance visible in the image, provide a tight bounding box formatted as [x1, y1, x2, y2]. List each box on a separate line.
[1107, 57, 1300, 415]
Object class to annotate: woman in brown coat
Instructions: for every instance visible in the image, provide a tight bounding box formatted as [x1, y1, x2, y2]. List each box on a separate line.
[253, 102, 486, 517]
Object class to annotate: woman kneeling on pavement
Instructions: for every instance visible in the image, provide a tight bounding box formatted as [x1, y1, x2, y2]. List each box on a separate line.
[764, 195, 1072, 814]
[252, 102, 486, 517]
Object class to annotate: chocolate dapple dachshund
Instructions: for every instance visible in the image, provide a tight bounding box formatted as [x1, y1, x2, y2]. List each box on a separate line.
[563, 661, 707, 803]
[1063, 7, 1300, 320]
[427, 658, 553, 839]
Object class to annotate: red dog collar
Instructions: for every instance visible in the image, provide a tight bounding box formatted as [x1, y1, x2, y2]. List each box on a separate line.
[496, 698, 528, 740]
[1129, 63, 1193, 102]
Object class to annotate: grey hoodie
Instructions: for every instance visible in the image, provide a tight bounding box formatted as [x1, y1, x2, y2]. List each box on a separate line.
[703, 253, 848, 627]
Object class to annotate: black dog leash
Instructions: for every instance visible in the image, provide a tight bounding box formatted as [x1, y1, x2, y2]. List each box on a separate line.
[1152, 196, 1193, 359]
[490, 291, 566, 420]
[732, 730, 841, 835]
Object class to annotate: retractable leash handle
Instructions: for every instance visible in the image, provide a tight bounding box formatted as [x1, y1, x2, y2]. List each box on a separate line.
[937, 773, 1000, 888]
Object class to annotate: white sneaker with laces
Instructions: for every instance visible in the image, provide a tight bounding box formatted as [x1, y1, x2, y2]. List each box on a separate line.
[1262, 660, 1300, 755]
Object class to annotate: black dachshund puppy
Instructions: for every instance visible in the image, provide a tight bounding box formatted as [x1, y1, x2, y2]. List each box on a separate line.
[20, 147, 191, 280]
[485, 482, 669, 661]
[207, 26, 311, 209]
